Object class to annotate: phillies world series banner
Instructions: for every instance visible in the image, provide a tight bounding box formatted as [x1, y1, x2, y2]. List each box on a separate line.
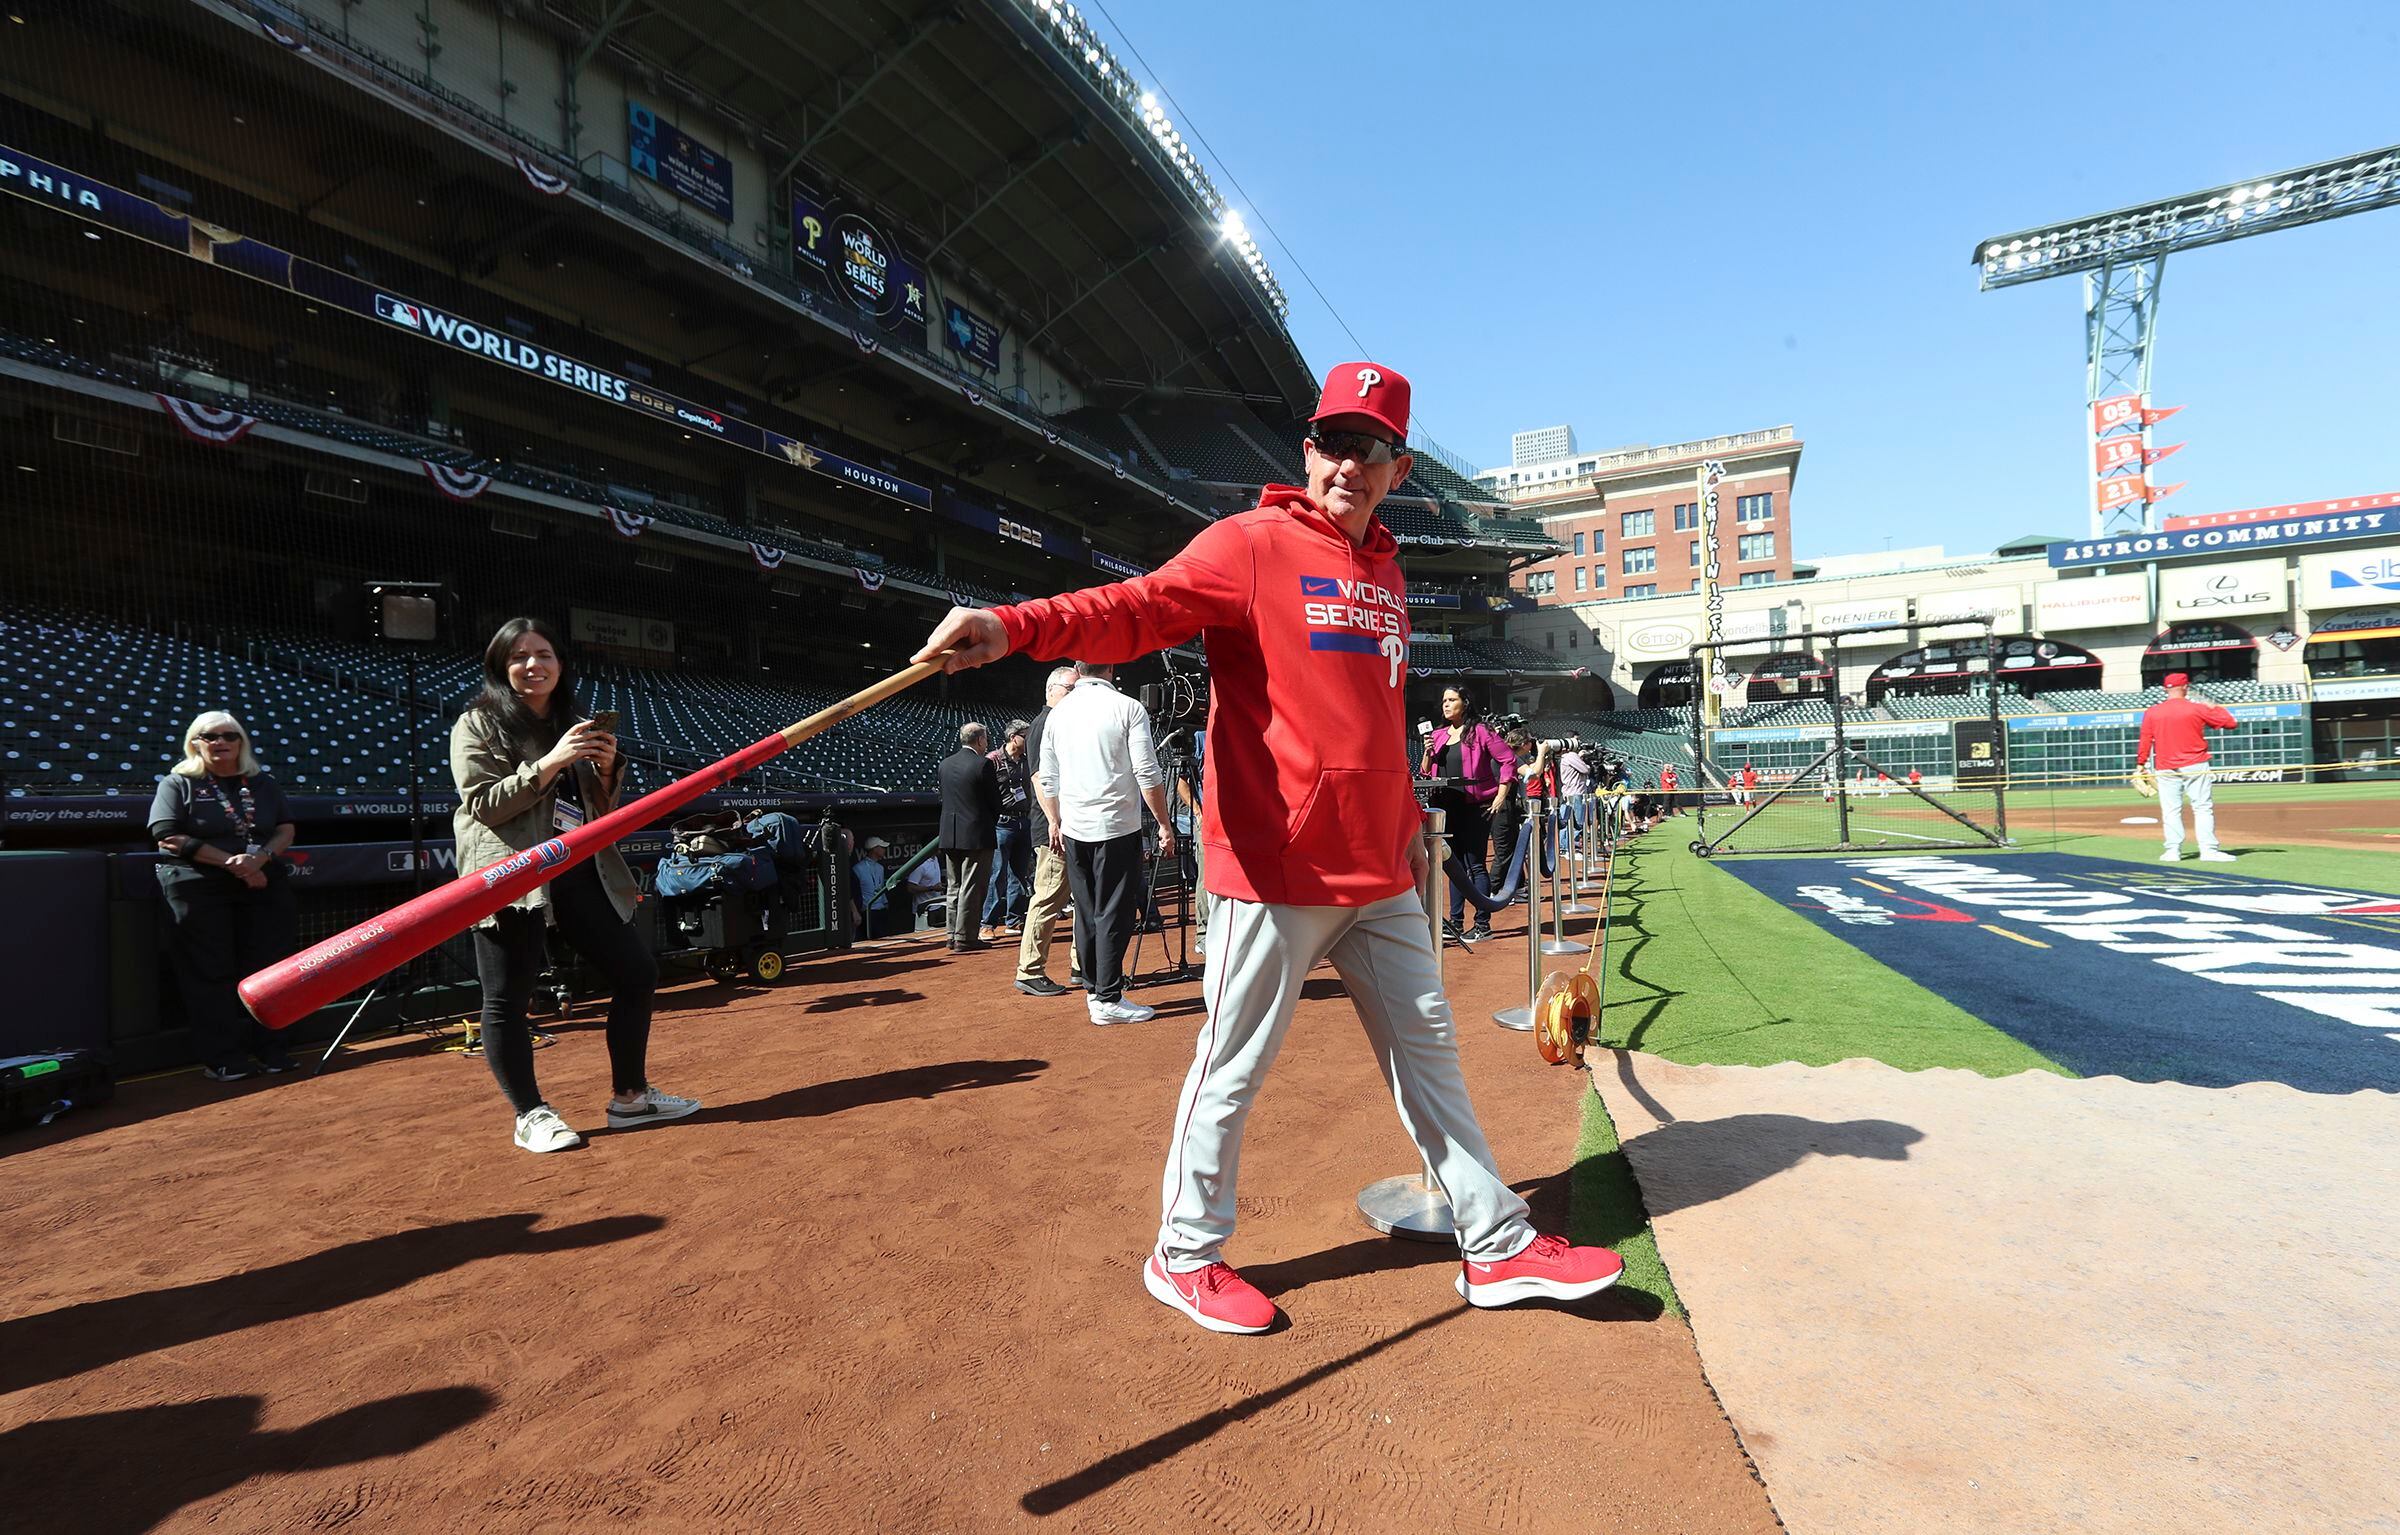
[790, 173, 928, 339]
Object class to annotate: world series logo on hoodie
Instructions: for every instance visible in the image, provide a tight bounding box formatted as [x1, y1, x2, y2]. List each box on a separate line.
[1299, 575, 1407, 687]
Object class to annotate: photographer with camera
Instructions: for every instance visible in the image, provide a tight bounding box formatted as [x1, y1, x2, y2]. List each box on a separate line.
[1421, 684, 1516, 947]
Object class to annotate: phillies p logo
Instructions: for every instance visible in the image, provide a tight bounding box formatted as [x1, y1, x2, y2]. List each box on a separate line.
[1354, 366, 1382, 398]
[1379, 633, 1405, 688]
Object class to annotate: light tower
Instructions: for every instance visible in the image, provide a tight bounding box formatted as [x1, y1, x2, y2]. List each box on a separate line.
[1973, 143, 2400, 537]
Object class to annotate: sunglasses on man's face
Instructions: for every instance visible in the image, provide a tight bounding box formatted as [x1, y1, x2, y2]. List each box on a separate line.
[1307, 428, 1404, 467]
[198, 730, 244, 743]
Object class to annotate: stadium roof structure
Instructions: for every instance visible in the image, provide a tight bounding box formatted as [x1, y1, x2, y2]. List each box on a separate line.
[530, 0, 1318, 413]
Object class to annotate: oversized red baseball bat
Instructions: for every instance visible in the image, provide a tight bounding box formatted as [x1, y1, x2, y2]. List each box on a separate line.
[239, 657, 949, 1029]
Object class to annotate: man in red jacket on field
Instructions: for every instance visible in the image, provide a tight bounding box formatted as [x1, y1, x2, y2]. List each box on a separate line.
[2136, 671, 2239, 862]
[916, 362, 1622, 1335]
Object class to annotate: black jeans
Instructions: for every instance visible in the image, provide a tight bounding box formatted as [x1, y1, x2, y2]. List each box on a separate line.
[1443, 797, 1492, 926]
[1063, 830, 1144, 1004]
[157, 865, 298, 1069]
[1486, 803, 1523, 916]
[471, 865, 658, 1114]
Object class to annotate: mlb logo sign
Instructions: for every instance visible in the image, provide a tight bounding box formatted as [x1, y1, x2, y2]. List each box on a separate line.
[374, 294, 424, 330]
[1299, 575, 1341, 597]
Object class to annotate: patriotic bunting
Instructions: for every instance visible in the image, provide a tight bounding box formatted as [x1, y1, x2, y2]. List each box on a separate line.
[422, 460, 492, 501]
[854, 567, 885, 592]
[748, 542, 786, 571]
[1411, 667, 1434, 678]
[1042, 428, 1060, 446]
[1111, 463, 1127, 479]
[852, 330, 879, 356]
[514, 155, 571, 197]
[947, 590, 973, 610]
[156, 394, 258, 446]
[257, 12, 310, 51]
[608, 503, 654, 538]
[961, 384, 984, 407]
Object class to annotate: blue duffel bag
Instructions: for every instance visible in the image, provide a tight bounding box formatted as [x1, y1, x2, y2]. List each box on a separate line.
[654, 850, 779, 900]
[744, 811, 814, 869]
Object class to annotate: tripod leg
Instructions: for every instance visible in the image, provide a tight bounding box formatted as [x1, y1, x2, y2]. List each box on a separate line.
[313, 982, 386, 1075]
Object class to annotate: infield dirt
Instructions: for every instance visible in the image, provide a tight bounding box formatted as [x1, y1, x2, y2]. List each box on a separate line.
[1, 905, 1777, 1533]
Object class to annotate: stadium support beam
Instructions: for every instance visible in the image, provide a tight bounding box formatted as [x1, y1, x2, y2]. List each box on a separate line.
[780, 4, 962, 177]
[1973, 141, 2400, 536]
[1023, 241, 1166, 347]
[926, 137, 1077, 261]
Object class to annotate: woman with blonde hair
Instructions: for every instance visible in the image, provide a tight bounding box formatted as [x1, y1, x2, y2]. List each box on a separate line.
[147, 709, 299, 1081]
[453, 616, 697, 1153]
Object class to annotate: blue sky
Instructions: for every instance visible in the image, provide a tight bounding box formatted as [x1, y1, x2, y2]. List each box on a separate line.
[1090, 0, 2400, 559]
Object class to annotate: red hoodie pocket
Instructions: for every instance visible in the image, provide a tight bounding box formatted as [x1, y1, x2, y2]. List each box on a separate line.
[1282, 768, 1414, 887]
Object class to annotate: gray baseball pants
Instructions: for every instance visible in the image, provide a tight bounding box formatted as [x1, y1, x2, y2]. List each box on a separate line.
[1156, 890, 1535, 1271]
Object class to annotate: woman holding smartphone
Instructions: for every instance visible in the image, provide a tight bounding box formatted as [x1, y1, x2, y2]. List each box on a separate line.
[452, 616, 697, 1153]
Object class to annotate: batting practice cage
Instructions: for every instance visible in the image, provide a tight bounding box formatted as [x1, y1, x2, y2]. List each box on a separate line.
[1683, 621, 2010, 857]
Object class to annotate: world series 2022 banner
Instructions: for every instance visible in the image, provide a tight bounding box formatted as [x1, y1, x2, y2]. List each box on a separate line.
[790, 175, 928, 339]
[1717, 854, 2400, 1094]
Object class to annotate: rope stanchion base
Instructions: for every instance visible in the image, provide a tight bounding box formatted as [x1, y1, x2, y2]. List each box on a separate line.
[1493, 1003, 1535, 1032]
[1357, 1172, 1454, 1242]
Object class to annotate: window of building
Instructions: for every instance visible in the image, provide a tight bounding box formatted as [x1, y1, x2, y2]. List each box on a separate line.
[1568, 629, 1580, 647]
[1622, 509, 1654, 538]
[1573, 531, 1586, 555]
[1738, 571, 1776, 587]
[1573, 566, 1588, 592]
[1578, 460, 1595, 474]
[1623, 547, 1656, 575]
[1624, 583, 1657, 599]
[1589, 528, 1603, 552]
[1739, 532, 1776, 561]
[1592, 565, 1605, 589]
[1737, 493, 1773, 524]
[1546, 632, 1556, 649]
[1689, 541, 1701, 566]
[1673, 502, 1699, 531]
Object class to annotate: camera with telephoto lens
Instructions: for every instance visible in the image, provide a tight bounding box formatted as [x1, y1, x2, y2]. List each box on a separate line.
[1138, 672, 1207, 725]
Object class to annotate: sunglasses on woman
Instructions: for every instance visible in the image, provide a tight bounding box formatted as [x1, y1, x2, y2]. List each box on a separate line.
[198, 730, 244, 743]
[1307, 428, 1404, 466]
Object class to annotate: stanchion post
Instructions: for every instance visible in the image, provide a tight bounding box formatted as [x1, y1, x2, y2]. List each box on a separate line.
[1538, 802, 1587, 957]
[1494, 811, 1541, 1032]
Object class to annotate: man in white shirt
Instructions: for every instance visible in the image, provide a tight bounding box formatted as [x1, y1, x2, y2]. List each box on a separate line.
[1037, 660, 1175, 1025]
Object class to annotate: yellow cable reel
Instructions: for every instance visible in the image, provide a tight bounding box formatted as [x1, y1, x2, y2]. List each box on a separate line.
[1533, 968, 1600, 1070]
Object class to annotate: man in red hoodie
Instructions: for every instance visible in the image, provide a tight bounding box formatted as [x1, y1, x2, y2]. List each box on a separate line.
[2136, 671, 2239, 863]
[916, 362, 1622, 1334]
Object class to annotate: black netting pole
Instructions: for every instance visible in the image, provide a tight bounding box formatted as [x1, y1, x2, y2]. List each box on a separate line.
[1828, 636, 1852, 848]
[1987, 619, 2009, 842]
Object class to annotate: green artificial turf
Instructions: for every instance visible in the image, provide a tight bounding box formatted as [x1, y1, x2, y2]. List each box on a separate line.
[1572, 1084, 1680, 1317]
[1584, 840, 2068, 1077]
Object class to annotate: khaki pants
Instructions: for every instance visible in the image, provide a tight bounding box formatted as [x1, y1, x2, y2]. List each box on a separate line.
[1016, 843, 1071, 983]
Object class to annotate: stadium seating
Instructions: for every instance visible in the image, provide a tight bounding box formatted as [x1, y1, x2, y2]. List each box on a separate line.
[0, 603, 1028, 800]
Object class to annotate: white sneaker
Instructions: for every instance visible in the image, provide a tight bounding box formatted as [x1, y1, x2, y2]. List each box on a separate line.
[1088, 998, 1156, 1026]
[606, 1086, 703, 1129]
[2196, 849, 2237, 862]
[514, 1104, 582, 1154]
[2158, 851, 2182, 863]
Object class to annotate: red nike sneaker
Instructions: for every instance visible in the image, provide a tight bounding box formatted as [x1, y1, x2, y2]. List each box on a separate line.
[1456, 1232, 1624, 1307]
[1144, 1255, 1277, 1334]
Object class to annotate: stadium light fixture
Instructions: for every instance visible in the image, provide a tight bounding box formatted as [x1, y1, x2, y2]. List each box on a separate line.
[1974, 141, 2400, 288]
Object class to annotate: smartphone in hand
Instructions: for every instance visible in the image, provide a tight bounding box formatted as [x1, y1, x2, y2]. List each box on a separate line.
[588, 709, 620, 733]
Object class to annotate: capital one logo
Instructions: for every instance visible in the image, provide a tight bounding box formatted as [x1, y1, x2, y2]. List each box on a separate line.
[1354, 366, 1382, 397]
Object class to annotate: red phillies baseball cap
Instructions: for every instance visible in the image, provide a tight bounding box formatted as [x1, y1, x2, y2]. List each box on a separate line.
[1310, 361, 1410, 444]
[2162, 671, 2190, 687]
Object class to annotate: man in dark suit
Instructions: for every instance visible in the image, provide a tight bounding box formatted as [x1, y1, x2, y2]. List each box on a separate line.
[938, 722, 1001, 952]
